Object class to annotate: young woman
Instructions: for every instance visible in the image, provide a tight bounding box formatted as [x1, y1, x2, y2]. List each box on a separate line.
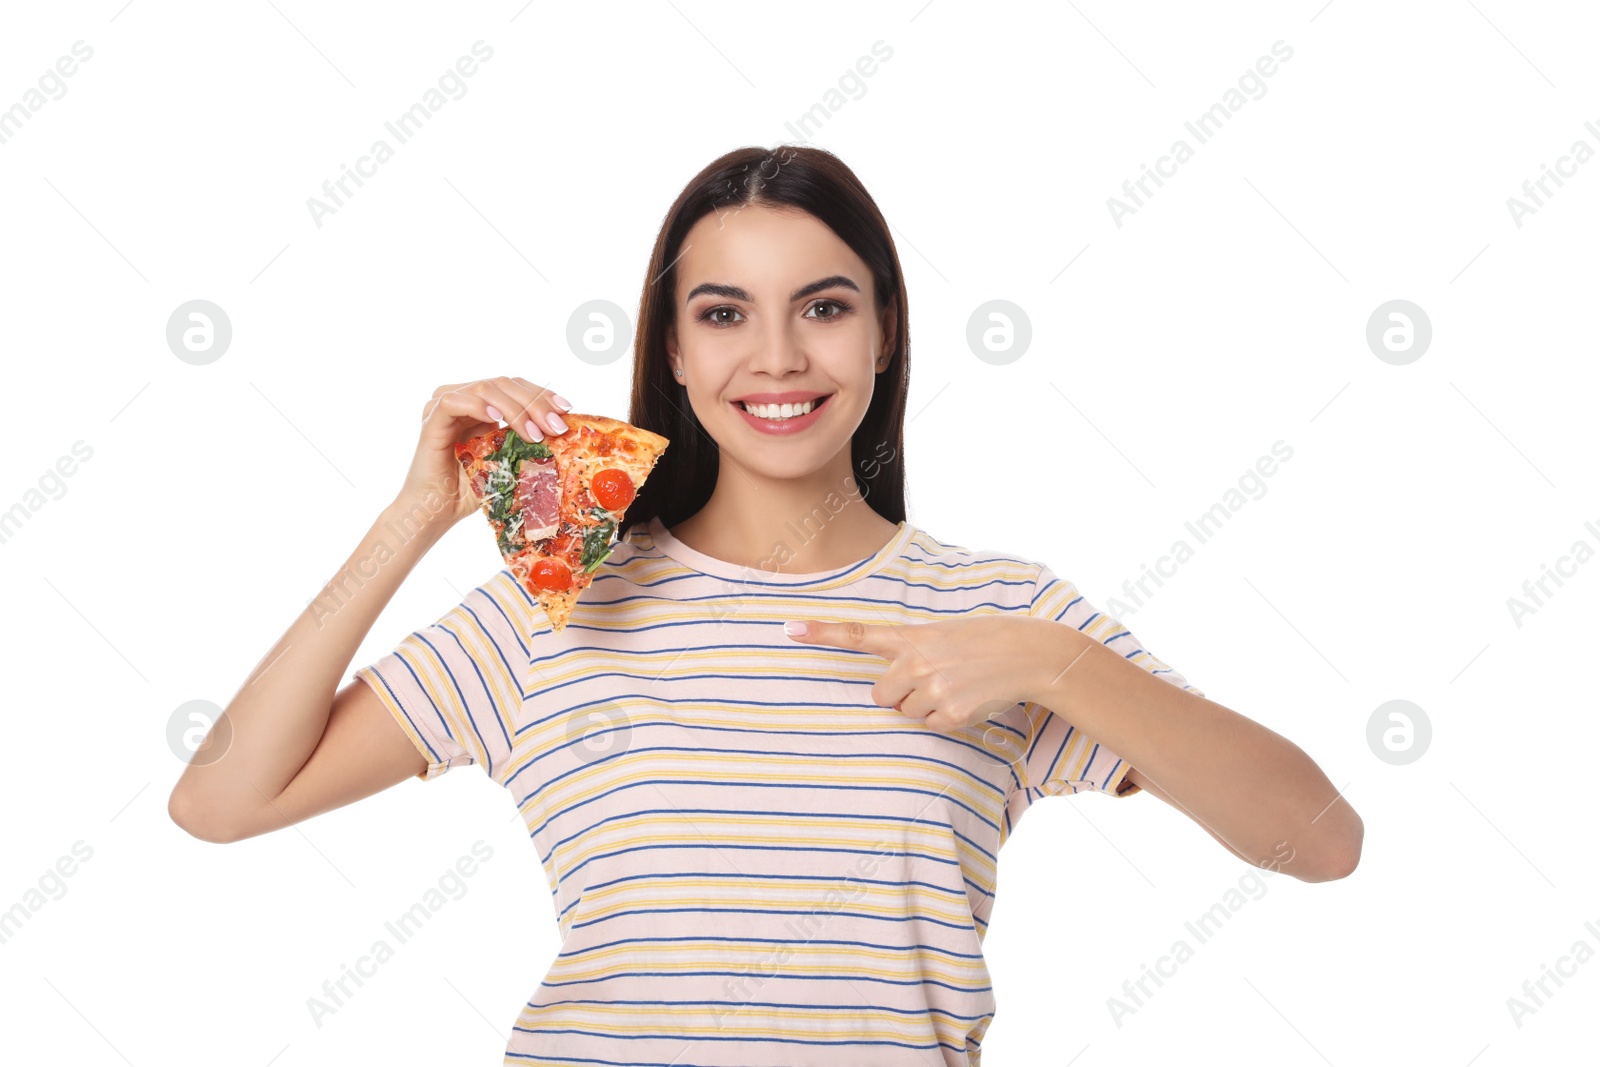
[170, 145, 1362, 1066]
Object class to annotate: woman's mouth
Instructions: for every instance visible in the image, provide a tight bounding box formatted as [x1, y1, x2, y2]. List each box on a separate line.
[731, 393, 833, 435]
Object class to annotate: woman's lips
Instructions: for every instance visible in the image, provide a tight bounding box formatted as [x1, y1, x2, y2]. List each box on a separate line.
[731, 394, 832, 435]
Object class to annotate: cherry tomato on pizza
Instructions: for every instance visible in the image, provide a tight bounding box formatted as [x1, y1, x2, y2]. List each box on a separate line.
[590, 467, 635, 512]
[530, 557, 572, 592]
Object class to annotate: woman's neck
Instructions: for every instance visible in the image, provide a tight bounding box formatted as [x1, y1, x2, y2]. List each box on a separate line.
[667, 452, 899, 574]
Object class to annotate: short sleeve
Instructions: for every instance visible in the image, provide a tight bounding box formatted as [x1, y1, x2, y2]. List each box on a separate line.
[1016, 562, 1204, 801]
[351, 570, 535, 783]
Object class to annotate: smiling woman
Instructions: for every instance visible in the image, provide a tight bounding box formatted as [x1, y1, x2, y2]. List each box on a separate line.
[621, 147, 910, 573]
[172, 143, 1359, 1067]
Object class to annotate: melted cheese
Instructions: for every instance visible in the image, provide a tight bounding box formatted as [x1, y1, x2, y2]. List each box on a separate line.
[502, 509, 524, 543]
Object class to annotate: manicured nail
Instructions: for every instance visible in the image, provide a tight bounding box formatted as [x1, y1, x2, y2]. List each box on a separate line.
[546, 412, 568, 434]
[485, 405, 503, 422]
[524, 419, 544, 441]
[551, 394, 572, 412]
[784, 621, 808, 636]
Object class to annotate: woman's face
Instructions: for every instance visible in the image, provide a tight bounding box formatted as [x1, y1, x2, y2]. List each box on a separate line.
[666, 202, 892, 482]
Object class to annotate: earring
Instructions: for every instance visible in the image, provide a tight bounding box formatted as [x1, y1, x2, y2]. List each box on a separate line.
[674, 368, 683, 378]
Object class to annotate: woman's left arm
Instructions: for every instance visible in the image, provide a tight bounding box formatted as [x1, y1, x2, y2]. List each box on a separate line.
[786, 612, 1364, 884]
[1020, 616, 1363, 883]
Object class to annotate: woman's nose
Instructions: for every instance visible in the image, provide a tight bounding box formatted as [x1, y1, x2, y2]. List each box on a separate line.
[750, 318, 807, 374]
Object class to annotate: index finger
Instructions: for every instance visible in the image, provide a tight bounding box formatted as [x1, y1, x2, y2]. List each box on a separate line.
[782, 619, 900, 658]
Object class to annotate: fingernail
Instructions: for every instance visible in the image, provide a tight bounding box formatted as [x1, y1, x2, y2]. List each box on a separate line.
[551, 394, 572, 412]
[784, 621, 808, 636]
[485, 405, 503, 422]
[524, 419, 544, 441]
[547, 412, 568, 434]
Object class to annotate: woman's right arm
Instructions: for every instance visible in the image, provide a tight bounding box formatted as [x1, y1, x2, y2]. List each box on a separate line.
[166, 376, 570, 843]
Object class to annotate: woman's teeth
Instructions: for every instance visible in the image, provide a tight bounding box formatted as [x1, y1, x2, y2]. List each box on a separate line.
[741, 397, 821, 419]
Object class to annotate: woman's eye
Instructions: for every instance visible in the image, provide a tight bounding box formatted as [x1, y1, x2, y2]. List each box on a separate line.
[806, 298, 855, 321]
[700, 299, 853, 327]
[701, 306, 743, 327]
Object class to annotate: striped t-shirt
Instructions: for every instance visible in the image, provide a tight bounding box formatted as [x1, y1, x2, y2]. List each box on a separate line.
[353, 515, 1203, 1066]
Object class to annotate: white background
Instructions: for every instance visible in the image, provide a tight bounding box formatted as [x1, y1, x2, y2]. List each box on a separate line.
[2, 1, 1597, 1064]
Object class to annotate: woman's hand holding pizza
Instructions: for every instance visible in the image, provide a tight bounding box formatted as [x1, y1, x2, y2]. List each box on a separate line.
[783, 613, 1080, 733]
[398, 376, 573, 528]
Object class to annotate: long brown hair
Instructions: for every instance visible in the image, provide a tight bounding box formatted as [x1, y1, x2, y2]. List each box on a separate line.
[621, 144, 910, 539]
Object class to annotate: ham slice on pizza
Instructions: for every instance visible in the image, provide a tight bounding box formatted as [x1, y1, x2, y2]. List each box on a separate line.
[454, 414, 669, 632]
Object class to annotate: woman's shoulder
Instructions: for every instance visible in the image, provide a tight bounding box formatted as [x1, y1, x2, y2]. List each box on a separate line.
[900, 524, 1043, 572]
[888, 525, 1047, 605]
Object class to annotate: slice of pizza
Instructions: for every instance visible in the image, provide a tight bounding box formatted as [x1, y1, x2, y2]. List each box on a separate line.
[454, 413, 669, 632]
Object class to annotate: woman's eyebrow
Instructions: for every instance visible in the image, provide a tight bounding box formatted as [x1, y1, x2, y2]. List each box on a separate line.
[685, 275, 860, 305]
